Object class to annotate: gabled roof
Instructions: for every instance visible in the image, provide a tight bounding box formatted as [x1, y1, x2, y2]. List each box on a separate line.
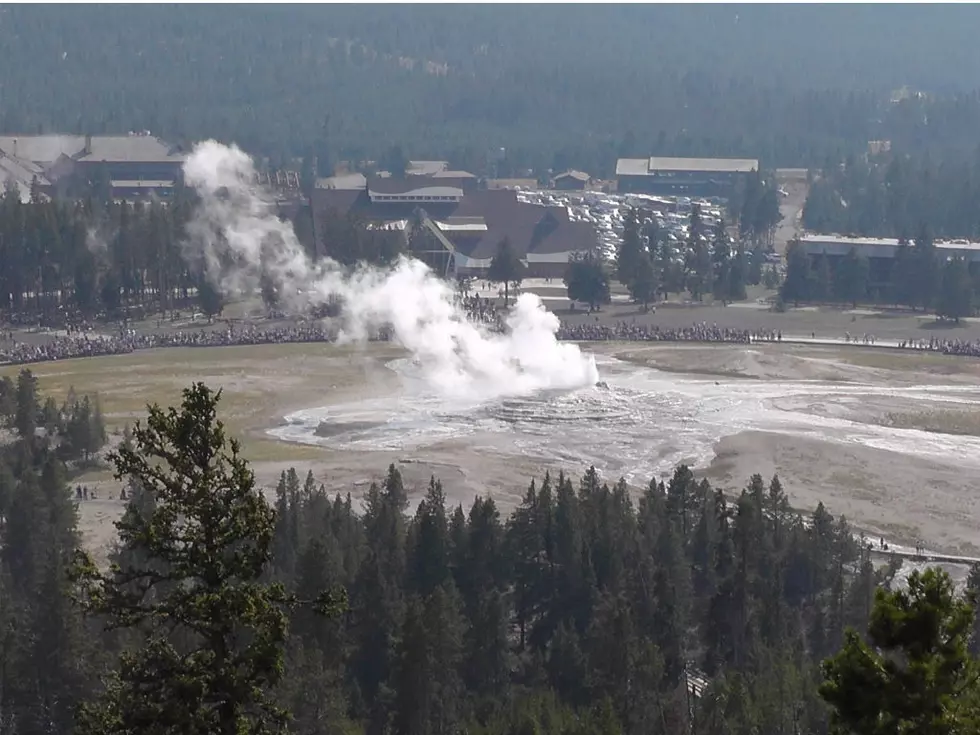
[554, 169, 591, 182]
[0, 134, 185, 165]
[617, 156, 759, 176]
[317, 173, 367, 190]
[367, 175, 463, 197]
[432, 169, 477, 179]
[0, 153, 50, 202]
[311, 187, 597, 264]
[615, 158, 652, 177]
[648, 156, 758, 173]
[406, 160, 449, 176]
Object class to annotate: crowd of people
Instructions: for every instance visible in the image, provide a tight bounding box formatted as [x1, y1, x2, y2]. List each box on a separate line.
[459, 295, 501, 327]
[0, 322, 356, 366]
[7, 310, 980, 367]
[556, 321, 783, 345]
[896, 335, 980, 357]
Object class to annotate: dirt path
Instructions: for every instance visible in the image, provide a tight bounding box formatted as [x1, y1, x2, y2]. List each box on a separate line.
[774, 168, 809, 254]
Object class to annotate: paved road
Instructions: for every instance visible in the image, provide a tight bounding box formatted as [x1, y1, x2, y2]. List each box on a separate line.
[773, 170, 809, 255]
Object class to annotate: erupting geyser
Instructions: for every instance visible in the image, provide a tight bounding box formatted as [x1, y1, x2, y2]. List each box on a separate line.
[180, 140, 599, 399]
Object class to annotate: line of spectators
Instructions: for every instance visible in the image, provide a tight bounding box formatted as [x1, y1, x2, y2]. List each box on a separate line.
[557, 321, 782, 344]
[897, 336, 980, 356]
[8, 314, 980, 368]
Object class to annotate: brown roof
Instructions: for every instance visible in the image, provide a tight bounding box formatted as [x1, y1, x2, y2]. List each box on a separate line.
[311, 188, 597, 263]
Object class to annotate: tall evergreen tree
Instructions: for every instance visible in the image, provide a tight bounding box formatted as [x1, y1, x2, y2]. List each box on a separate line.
[72, 383, 344, 735]
[821, 568, 980, 734]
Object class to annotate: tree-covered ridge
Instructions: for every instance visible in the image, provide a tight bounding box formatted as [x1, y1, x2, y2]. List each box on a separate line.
[803, 151, 980, 239]
[4, 376, 980, 732]
[5, 6, 980, 170]
[0, 369, 108, 734]
[0, 185, 360, 321]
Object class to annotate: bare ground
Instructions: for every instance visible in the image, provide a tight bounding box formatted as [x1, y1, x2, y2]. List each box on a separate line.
[9, 328, 980, 564]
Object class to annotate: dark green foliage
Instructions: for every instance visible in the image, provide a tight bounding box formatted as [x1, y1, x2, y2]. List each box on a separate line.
[628, 252, 658, 309]
[564, 252, 610, 310]
[71, 383, 345, 735]
[3, 377, 980, 734]
[938, 256, 973, 322]
[821, 568, 980, 734]
[685, 205, 713, 301]
[780, 238, 811, 306]
[616, 208, 644, 288]
[12, 6, 980, 173]
[834, 247, 870, 308]
[804, 151, 980, 240]
[0, 189, 403, 321]
[488, 238, 526, 307]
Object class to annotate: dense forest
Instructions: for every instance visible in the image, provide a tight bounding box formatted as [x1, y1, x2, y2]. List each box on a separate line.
[6, 6, 980, 172]
[0, 183, 394, 322]
[0, 181, 785, 326]
[3, 378, 980, 734]
[802, 150, 980, 239]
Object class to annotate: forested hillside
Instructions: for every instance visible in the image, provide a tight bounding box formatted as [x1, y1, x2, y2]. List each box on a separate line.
[803, 151, 980, 239]
[3, 380, 979, 733]
[0, 377, 949, 735]
[5, 5, 980, 172]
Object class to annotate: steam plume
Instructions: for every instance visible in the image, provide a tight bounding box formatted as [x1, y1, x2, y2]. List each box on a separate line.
[181, 140, 598, 399]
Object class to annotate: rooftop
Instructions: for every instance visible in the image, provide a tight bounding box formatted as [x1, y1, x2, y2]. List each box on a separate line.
[311, 188, 597, 262]
[801, 234, 980, 253]
[110, 179, 175, 188]
[555, 170, 591, 182]
[406, 160, 449, 176]
[0, 134, 185, 165]
[0, 153, 50, 202]
[616, 156, 759, 176]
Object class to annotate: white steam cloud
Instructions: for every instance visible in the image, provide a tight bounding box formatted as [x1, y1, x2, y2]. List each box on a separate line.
[181, 140, 599, 400]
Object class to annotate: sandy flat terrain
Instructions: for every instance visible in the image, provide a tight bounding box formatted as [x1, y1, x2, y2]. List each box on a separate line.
[10, 339, 980, 564]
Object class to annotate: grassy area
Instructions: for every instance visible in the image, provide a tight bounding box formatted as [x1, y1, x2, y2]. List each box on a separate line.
[0, 342, 398, 465]
[881, 409, 980, 437]
[833, 348, 978, 374]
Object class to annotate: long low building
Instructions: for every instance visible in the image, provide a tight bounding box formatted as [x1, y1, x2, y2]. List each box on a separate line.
[798, 233, 980, 297]
[616, 156, 758, 197]
[0, 133, 185, 200]
[799, 234, 980, 261]
[309, 175, 598, 279]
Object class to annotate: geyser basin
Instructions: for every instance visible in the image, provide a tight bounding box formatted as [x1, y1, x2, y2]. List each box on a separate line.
[269, 353, 980, 485]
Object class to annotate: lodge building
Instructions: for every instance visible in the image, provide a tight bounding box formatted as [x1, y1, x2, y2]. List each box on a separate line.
[616, 156, 759, 198]
[310, 174, 598, 279]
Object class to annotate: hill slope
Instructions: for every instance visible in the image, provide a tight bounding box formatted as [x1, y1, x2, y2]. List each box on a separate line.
[2, 5, 979, 170]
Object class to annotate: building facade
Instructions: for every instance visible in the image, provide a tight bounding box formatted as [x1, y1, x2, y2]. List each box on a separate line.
[310, 177, 598, 279]
[798, 234, 980, 295]
[0, 133, 185, 200]
[552, 170, 591, 191]
[616, 156, 758, 197]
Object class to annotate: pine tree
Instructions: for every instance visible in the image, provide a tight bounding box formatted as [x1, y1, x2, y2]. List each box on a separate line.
[821, 568, 980, 734]
[913, 226, 940, 311]
[629, 251, 657, 310]
[835, 247, 870, 308]
[488, 237, 526, 306]
[781, 239, 811, 306]
[71, 383, 344, 735]
[892, 235, 917, 307]
[617, 207, 643, 289]
[564, 252, 611, 311]
[938, 256, 972, 322]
